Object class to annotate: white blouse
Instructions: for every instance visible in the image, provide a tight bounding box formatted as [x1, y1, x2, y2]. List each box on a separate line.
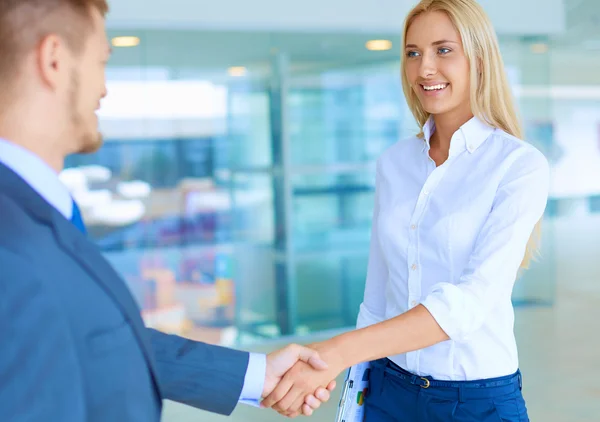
[356, 116, 550, 381]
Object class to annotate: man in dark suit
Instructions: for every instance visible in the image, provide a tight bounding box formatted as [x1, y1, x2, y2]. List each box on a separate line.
[0, 0, 335, 420]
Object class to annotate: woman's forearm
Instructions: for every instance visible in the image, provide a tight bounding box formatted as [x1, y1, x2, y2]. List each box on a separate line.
[324, 305, 449, 369]
[263, 305, 450, 414]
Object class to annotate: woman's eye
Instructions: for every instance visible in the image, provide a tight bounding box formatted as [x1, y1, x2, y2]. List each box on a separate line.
[439, 47, 451, 54]
[407, 50, 420, 58]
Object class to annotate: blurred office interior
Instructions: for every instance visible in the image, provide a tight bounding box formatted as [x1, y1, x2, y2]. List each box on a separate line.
[63, 0, 599, 420]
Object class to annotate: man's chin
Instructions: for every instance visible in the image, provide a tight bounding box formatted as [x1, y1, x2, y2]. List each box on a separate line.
[77, 132, 104, 155]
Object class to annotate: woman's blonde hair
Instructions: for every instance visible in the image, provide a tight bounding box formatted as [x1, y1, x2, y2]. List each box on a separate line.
[401, 0, 541, 269]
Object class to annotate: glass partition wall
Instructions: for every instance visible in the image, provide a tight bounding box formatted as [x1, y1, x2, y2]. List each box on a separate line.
[69, 30, 559, 345]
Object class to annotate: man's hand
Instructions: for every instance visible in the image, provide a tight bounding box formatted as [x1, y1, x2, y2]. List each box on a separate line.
[263, 344, 337, 417]
[262, 341, 346, 417]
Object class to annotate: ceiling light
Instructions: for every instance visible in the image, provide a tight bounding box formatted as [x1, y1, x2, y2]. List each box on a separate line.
[366, 40, 392, 51]
[530, 43, 548, 54]
[228, 66, 247, 77]
[111, 36, 140, 48]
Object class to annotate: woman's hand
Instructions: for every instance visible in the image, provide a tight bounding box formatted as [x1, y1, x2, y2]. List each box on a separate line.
[261, 341, 346, 417]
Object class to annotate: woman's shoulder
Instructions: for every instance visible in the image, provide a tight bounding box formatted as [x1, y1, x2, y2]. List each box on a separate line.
[488, 129, 549, 172]
[488, 129, 550, 181]
[376, 134, 424, 170]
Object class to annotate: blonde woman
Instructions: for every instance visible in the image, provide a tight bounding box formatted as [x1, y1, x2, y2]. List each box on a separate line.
[261, 0, 549, 420]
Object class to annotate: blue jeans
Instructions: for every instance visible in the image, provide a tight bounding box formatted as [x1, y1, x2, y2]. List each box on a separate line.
[364, 358, 529, 422]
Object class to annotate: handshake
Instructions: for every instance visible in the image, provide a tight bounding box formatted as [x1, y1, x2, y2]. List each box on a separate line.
[260, 341, 347, 418]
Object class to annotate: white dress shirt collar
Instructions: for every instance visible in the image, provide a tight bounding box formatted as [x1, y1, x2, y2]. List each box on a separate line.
[421, 115, 495, 156]
[0, 137, 73, 219]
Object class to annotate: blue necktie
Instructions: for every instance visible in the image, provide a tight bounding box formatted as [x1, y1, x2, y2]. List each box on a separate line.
[71, 199, 87, 235]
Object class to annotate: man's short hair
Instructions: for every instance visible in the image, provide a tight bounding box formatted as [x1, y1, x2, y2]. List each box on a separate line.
[0, 0, 109, 84]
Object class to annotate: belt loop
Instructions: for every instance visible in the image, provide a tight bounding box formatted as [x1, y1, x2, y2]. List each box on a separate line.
[518, 372, 523, 391]
[411, 375, 418, 385]
[458, 385, 466, 403]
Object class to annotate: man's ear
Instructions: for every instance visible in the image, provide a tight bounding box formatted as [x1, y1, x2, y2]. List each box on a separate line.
[37, 34, 68, 90]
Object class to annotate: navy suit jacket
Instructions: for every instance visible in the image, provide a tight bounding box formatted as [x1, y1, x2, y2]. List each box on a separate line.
[0, 162, 250, 421]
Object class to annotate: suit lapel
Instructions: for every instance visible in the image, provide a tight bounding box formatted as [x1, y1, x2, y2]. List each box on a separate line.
[51, 215, 160, 384]
[0, 163, 161, 394]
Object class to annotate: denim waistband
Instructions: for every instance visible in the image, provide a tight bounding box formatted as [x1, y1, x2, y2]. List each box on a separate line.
[371, 358, 522, 402]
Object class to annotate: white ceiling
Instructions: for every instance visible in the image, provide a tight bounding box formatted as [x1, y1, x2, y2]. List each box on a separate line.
[104, 0, 600, 86]
[106, 0, 565, 34]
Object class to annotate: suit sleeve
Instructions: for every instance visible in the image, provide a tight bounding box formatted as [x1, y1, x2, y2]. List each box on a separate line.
[148, 328, 249, 415]
[0, 249, 86, 421]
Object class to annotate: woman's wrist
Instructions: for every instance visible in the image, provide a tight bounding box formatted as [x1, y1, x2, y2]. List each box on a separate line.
[317, 332, 366, 370]
[309, 338, 352, 374]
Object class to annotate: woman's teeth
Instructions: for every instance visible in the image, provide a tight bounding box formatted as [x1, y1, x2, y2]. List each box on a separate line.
[422, 84, 448, 91]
